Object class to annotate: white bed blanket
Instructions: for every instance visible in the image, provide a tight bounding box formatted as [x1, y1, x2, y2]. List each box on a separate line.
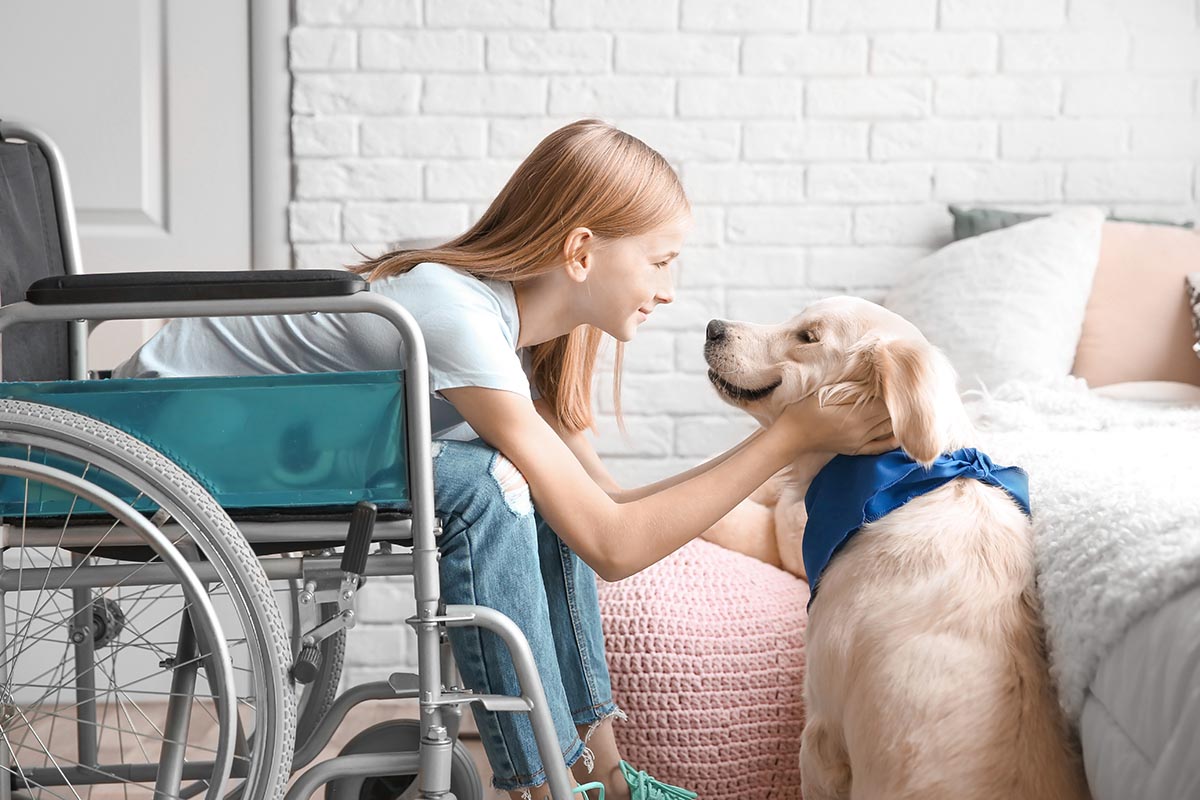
[963, 377, 1200, 723]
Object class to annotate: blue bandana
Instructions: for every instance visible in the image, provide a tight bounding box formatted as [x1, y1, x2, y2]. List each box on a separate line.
[802, 448, 1031, 605]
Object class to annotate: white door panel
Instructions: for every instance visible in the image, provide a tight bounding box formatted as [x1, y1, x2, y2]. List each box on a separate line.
[0, 0, 254, 368]
[0, 0, 250, 272]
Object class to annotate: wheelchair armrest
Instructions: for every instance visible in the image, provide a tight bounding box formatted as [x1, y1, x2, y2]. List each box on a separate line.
[25, 270, 367, 305]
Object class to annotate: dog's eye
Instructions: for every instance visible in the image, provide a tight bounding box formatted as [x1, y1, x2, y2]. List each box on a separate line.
[797, 329, 819, 344]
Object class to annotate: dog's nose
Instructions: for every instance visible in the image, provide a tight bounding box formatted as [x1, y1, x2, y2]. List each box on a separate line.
[706, 319, 727, 342]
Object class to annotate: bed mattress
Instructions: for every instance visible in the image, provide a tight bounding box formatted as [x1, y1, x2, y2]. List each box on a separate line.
[1079, 583, 1200, 800]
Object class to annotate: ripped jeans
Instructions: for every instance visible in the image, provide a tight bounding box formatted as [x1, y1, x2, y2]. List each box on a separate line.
[432, 439, 623, 792]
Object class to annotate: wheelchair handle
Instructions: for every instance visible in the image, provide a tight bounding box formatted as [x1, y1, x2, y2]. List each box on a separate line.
[341, 501, 377, 575]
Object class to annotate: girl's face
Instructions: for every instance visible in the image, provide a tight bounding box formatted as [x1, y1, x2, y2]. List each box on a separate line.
[584, 216, 688, 342]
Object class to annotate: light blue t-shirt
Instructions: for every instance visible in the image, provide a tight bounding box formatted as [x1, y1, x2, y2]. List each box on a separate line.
[112, 263, 534, 440]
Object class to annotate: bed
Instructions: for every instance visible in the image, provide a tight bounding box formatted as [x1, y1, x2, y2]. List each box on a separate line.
[968, 378, 1200, 800]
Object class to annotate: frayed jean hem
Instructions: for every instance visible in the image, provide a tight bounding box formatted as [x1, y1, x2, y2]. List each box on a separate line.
[489, 702, 627, 795]
[489, 737, 587, 794]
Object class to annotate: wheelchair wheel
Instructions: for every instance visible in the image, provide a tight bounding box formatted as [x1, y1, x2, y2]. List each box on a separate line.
[325, 720, 482, 800]
[0, 400, 296, 799]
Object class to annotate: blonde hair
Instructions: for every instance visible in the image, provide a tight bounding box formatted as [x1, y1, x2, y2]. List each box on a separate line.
[354, 119, 690, 432]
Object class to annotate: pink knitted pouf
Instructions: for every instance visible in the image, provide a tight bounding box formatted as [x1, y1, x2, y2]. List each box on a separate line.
[597, 539, 810, 799]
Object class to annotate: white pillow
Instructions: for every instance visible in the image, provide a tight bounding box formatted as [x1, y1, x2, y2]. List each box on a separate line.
[884, 207, 1105, 390]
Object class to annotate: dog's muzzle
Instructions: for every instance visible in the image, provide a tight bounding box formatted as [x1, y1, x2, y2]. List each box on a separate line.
[704, 318, 782, 402]
[706, 369, 781, 403]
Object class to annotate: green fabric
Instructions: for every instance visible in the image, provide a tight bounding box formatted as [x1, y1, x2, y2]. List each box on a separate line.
[619, 761, 697, 800]
[0, 370, 409, 514]
[948, 204, 1195, 241]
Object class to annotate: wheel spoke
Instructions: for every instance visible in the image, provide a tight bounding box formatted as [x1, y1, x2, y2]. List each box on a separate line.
[2, 547, 169, 676]
[8, 483, 147, 660]
[95, 659, 164, 767]
[7, 460, 91, 677]
[40, 635, 73, 771]
[7, 703, 86, 800]
[11, 704, 225, 760]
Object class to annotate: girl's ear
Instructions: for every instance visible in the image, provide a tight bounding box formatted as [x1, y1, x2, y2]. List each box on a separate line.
[563, 227, 594, 283]
[874, 339, 943, 466]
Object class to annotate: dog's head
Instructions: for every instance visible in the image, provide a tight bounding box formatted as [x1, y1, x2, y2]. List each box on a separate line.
[704, 296, 972, 465]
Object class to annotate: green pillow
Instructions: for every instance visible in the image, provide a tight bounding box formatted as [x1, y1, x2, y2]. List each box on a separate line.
[948, 205, 1195, 241]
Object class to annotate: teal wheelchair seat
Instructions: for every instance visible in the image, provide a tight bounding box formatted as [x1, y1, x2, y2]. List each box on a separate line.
[0, 370, 411, 520]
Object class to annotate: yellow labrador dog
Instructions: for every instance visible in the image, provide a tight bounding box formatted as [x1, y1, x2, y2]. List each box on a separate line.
[702, 297, 1089, 800]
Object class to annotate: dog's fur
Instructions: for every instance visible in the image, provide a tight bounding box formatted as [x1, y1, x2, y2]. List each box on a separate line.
[701, 297, 1090, 800]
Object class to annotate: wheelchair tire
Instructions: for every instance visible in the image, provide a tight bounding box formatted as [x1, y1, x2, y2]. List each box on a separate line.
[325, 720, 483, 800]
[0, 400, 296, 800]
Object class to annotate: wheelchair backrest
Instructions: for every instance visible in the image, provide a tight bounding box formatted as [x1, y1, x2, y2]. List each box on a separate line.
[0, 138, 71, 381]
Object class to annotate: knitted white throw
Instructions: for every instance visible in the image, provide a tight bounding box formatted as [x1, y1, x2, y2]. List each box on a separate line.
[964, 378, 1200, 723]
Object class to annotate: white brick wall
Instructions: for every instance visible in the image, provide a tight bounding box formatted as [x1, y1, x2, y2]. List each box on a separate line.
[289, 0, 1200, 676]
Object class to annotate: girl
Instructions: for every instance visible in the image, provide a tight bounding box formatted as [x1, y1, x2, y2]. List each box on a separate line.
[116, 120, 895, 800]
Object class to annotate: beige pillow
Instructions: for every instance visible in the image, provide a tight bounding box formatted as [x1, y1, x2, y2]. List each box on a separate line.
[1072, 222, 1200, 388]
[1092, 381, 1200, 404]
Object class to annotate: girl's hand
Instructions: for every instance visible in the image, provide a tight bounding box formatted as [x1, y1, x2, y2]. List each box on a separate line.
[774, 395, 896, 456]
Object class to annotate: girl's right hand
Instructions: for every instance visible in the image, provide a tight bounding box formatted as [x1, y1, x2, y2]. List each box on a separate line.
[773, 395, 896, 457]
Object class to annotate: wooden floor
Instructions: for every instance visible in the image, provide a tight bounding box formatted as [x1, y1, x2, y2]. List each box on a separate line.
[5, 697, 502, 799]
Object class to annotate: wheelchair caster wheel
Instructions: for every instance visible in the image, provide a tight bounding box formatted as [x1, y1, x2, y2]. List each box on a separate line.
[326, 720, 482, 800]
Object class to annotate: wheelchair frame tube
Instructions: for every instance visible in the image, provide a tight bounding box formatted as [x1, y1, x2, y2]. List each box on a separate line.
[157, 610, 202, 797]
[0, 596, 8, 800]
[69, 553, 99, 767]
[0, 554, 417, 592]
[445, 605, 576, 800]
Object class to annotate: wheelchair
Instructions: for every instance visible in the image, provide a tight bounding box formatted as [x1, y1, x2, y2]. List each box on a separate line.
[0, 120, 580, 800]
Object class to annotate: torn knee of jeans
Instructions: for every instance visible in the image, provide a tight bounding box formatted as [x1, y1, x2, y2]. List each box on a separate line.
[490, 453, 533, 516]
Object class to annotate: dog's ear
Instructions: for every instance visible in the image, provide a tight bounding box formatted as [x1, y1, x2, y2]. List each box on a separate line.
[874, 338, 944, 466]
[816, 345, 876, 408]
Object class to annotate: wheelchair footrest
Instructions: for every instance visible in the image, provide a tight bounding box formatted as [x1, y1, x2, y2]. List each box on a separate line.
[387, 672, 420, 695]
[472, 694, 533, 713]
